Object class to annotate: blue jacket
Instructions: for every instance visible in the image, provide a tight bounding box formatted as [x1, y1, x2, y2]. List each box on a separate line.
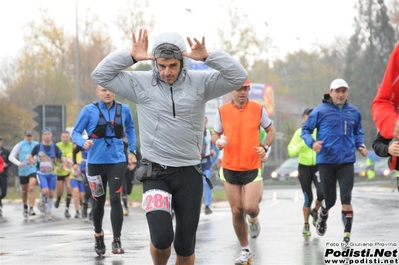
[301, 94, 365, 164]
[72, 100, 136, 165]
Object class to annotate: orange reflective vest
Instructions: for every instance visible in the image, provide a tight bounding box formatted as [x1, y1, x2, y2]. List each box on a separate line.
[219, 101, 263, 171]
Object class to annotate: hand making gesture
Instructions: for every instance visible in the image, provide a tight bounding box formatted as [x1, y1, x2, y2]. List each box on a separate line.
[183, 36, 210, 62]
[131, 29, 151, 61]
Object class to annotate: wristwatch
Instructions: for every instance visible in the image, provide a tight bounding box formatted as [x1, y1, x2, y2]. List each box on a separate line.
[129, 150, 137, 156]
[263, 145, 269, 152]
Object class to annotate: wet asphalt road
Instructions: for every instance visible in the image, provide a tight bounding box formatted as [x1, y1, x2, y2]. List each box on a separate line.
[0, 182, 398, 265]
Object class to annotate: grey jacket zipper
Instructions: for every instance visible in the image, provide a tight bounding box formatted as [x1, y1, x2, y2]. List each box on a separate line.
[170, 86, 176, 118]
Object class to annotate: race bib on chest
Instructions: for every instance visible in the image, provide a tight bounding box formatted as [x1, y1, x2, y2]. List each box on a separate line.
[39, 161, 54, 173]
[142, 189, 172, 215]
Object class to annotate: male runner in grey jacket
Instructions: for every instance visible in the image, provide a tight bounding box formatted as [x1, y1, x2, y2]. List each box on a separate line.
[92, 29, 247, 265]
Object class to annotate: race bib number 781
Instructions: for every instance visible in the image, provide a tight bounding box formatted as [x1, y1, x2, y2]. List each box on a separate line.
[142, 189, 172, 215]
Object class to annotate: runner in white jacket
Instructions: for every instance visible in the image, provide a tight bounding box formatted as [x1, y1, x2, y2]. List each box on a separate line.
[92, 29, 247, 265]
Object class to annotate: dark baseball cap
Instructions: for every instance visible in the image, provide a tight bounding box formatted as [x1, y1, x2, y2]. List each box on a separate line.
[25, 130, 33, 136]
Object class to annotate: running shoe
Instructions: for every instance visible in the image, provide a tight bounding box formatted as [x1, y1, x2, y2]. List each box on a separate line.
[342, 232, 351, 250]
[64, 209, 71, 218]
[124, 209, 129, 216]
[45, 212, 52, 221]
[310, 208, 318, 227]
[38, 202, 45, 213]
[316, 214, 328, 236]
[95, 234, 106, 256]
[23, 208, 28, 219]
[248, 217, 261, 238]
[54, 198, 60, 208]
[29, 208, 36, 216]
[302, 223, 311, 236]
[74, 212, 81, 218]
[112, 237, 125, 254]
[205, 206, 212, 215]
[82, 203, 88, 218]
[235, 249, 252, 265]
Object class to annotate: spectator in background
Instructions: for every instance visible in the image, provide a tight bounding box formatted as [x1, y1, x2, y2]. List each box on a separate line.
[0, 136, 12, 217]
[55, 131, 73, 218]
[301, 79, 367, 248]
[8, 130, 39, 218]
[287, 108, 323, 236]
[201, 116, 216, 215]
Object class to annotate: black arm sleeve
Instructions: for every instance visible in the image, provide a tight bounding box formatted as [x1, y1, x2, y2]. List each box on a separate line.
[73, 145, 82, 164]
[372, 132, 391, 157]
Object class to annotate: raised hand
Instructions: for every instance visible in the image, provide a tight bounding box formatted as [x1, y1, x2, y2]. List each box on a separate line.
[182, 36, 209, 61]
[131, 29, 152, 61]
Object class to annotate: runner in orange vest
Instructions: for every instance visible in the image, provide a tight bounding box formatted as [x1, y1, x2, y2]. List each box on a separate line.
[212, 79, 276, 265]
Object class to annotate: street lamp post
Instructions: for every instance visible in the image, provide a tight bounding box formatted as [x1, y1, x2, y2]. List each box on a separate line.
[75, 0, 81, 116]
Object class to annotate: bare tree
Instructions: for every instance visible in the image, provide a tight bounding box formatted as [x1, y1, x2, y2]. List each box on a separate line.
[215, 0, 264, 70]
[114, 0, 155, 50]
[0, 7, 115, 129]
[5, 8, 74, 111]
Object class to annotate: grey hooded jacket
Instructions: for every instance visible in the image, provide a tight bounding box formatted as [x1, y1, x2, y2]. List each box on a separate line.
[92, 32, 247, 167]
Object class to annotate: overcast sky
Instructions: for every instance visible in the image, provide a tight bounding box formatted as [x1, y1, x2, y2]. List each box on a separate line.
[0, 0, 358, 61]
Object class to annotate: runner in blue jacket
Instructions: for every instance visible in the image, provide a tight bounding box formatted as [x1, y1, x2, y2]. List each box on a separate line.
[301, 78, 368, 248]
[72, 85, 137, 256]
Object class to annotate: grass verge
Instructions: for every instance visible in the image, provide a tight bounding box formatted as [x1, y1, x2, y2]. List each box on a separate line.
[4, 181, 228, 203]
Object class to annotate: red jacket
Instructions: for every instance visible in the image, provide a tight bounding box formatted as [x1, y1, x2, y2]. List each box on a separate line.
[0, 154, 4, 173]
[371, 42, 399, 138]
